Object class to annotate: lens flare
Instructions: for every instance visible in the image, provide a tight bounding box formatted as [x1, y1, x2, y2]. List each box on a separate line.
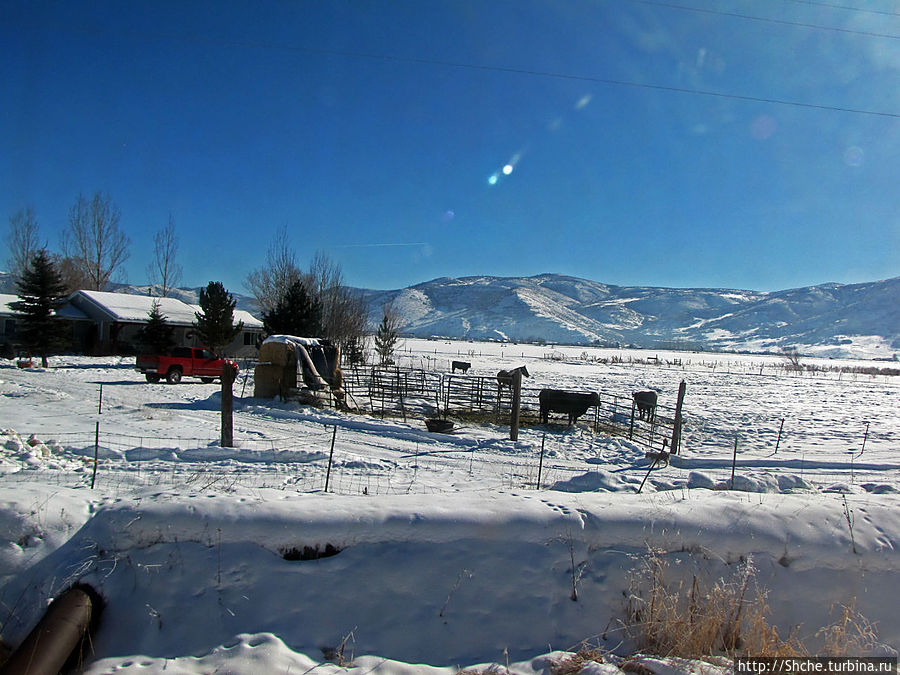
[502, 164, 513, 175]
[844, 146, 864, 167]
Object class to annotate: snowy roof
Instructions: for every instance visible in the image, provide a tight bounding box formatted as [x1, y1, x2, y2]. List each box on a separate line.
[76, 290, 200, 325]
[0, 294, 18, 316]
[0, 293, 89, 320]
[187, 304, 264, 330]
[75, 290, 262, 328]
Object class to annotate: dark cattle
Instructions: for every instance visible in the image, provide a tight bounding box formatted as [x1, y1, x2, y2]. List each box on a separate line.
[539, 389, 601, 426]
[452, 360, 471, 374]
[633, 390, 658, 422]
[497, 365, 529, 389]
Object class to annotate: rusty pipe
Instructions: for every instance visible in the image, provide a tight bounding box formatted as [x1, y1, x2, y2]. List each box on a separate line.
[1, 584, 102, 675]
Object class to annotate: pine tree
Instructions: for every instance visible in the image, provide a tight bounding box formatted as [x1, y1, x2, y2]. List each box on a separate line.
[138, 300, 176, 354]
[11, 249, 70, 367]
[194, 281, 243, 355]
[373, 303, 400, 366]
[262, 278, 323, 337]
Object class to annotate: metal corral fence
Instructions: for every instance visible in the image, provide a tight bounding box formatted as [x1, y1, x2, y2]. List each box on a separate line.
[342, 366, 681, 454]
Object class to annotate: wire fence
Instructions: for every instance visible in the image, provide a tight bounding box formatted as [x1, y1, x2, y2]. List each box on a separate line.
[1, 427, 598, 498]
[4, 418, 896, 501]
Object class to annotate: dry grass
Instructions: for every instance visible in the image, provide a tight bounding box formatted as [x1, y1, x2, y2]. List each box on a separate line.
[624, 550, 801, 658]
[818, 602, 879, 656]
[622, 550, 879, 661]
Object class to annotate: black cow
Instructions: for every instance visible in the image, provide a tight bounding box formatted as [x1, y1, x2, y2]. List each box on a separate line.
[539, 389, 601, 426]
[452, 360, 471, 373]
[497, 365, 529, 389]
[633, 390, 658, 422]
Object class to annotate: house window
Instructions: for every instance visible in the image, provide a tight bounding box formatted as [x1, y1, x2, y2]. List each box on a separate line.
[3, 319, 15, 337]
[244, 332, 261, 346]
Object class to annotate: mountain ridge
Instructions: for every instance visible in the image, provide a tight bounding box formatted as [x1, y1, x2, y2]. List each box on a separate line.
[359, 272, 900, 359]
[2, 271, 897, 358]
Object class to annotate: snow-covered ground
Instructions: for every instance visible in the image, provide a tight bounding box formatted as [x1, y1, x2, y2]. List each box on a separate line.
[1, 339, 899, 673]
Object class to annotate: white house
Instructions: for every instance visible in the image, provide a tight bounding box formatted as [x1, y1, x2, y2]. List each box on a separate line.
[62, 290, 263, 357]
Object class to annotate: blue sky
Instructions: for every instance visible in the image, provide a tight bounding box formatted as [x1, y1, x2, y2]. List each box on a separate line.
[2, 0, 898, 294]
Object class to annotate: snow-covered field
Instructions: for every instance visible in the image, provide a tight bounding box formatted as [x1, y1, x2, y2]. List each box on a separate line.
[1, 339, 899, 673]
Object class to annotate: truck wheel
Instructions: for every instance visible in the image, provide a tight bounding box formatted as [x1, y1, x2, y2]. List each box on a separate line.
[166, 368, 182, 384]
[200, 377, 214, 384]
[145, 374, 161, 383]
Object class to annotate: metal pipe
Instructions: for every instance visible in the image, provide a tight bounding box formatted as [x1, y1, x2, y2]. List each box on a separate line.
[1, 584, 102, 675]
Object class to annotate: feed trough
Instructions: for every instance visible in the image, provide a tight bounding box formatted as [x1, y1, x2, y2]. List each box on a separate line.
[425, 418, 454, 433]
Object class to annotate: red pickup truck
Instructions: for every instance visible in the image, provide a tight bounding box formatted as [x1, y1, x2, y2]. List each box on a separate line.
[135, 347, 238, 384]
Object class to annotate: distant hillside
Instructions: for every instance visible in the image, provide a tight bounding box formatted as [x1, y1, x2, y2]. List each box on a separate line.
[3, 271, 897, 358]
[360, 273, 900, 360]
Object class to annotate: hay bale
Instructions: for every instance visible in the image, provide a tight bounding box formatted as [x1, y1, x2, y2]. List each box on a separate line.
[258, 341, 295, 368]
[254, 363, 291, 398]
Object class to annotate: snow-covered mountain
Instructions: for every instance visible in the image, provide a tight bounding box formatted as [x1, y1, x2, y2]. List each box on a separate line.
[3, 270, 897, 358]
[361, 273, 900, 359]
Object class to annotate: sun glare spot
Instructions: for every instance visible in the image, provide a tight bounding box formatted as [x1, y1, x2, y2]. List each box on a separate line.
[844, 146, 864, 167]
[502, 164, 513, 175]
[488, 174, 499, 186]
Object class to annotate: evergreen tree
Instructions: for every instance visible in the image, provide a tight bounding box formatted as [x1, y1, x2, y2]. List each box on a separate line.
[137, 300, 176, 354]
[262, 278, 323, 337]
[11, 249, 70, 367]
[194, 281, 243, 354]
[373, 303, 400, 366]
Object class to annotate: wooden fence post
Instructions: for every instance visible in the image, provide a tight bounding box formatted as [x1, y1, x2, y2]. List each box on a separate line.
[510, 369, 523, 441]
[669, 380, 686, 455]
[221, 363, 234, 448]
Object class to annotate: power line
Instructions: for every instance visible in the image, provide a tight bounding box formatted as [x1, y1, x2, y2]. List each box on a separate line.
[781, 0, 900, 18]
[628, 0, 900, 40]
[15, 19, 900, 120]
[278, 45, 900, 119]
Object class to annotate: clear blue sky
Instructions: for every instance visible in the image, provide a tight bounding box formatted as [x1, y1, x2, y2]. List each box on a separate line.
[2, 0, 898, 294]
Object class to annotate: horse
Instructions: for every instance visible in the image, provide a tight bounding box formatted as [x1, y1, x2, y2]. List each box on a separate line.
[497, 365, 529, 389]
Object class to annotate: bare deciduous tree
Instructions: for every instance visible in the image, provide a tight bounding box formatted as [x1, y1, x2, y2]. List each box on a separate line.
[246, 235, 370, 358]
[147, 214, 182, 297]
[62, 192, 130, 291]
[5, 207, 43, 281]
[306, 251, 371, 361]
[244, 225, 303, 316]
[54, 255, 92, 295]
